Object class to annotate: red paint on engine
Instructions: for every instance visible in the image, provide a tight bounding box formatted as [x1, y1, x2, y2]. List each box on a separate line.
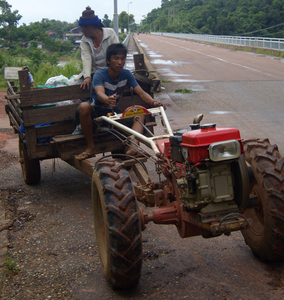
[181, 127, 242, 164]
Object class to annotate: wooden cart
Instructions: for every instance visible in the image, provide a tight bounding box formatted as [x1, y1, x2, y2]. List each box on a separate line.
[5, 60, 157, 185]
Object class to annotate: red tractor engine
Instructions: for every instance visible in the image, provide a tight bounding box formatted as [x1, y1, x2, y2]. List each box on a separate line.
[147, 123, 250, 238]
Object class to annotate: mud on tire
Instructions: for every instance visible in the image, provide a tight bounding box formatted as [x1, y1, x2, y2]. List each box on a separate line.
[242, 138, 284, 261]
[92, 158, 142, 288]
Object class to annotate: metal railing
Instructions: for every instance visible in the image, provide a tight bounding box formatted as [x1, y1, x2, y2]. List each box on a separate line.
[123, 33, 131, 48]
[151, 32, 284, 51]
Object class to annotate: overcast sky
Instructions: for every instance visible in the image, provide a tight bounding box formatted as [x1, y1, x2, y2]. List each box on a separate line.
[9, 0, 161, 26]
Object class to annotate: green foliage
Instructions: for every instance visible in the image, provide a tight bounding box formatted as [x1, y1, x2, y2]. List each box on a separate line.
[4, 254, 18, 275]
[174, 88, 194, 94]
[0, 47, 82, 89]
[71, 47, 81, 61]
[31, 60, 82, 86]
[38, 18, 78, 39]
[119, 33, 127, 43]
[141, 0, 284, 37]
[119, 11, 135, 30]
[0, 0, 22, 42]
[0, 1, 84, 90]
[0, 51, 28, 89]
[102, 14, 111, 27]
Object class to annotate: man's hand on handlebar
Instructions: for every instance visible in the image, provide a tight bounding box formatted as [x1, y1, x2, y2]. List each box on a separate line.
[106, 93, 117, 107]
[152, 100, 166, 110]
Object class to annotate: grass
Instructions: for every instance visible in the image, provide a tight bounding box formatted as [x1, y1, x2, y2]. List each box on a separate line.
[174, 88, 194, 94]
[33, 60, 82, 86]
[4, 254, 19, 275]
[1, 59, 82, 90]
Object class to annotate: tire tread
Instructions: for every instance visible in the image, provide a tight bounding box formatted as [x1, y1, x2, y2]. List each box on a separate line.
[94, 158, 142, 288]
[242, 138, 284, 261]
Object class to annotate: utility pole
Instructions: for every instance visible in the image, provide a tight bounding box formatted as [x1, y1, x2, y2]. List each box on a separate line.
[113, 0, 119, 37]
[128, 2, 132, 33]
[168, 8, 179, 26]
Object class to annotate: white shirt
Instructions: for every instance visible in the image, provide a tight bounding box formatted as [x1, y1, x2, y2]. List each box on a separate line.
[94, 43, 105, 70]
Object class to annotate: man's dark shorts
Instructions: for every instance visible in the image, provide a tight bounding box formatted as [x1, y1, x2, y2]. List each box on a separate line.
[74, 105, 134, 132]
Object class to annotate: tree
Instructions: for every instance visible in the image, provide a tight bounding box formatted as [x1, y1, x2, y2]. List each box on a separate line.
[140, 0, 284, 37]
[0, 0, 21, 44]
[118, 11, 134, 30]
[102, 14, 111, 27]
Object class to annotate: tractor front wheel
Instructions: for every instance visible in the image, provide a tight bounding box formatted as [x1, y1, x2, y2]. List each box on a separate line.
[91, 158, 142, 288]
[242, 138, 284, 261]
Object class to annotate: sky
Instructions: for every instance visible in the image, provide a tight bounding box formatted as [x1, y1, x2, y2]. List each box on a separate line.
[9, 0, 162, 26]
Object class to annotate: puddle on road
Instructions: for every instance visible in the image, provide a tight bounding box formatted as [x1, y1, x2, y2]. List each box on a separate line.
[171, 78, 212, 83]
[158, 67, 212, 83]
[148, 51, 163, 58]
[151, 59, 180, 65]
[137, 39, 213, 83]
[209, 111, 234, 114]
[125, 61, 135, 70]
[138, 42, 150, 51]
[126, 53, 137, 71]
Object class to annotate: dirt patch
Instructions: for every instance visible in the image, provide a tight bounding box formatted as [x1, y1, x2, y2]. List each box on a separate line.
[0, 133, 13, 142]
[0, 91, 8, 118]
[1, 187, 96, 300]
[0, 188, 34, 226]
[0, 128, 15, 142]
[0, 149, 18, 170]
[0, 90, 15, 144]
[0, 91, 18, 169]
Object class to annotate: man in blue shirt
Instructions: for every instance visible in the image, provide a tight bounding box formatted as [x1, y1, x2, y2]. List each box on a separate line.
[77, 43, 165, 160]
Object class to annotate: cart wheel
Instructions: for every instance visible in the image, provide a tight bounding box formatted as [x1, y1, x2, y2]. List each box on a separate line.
[242, 138, 284, 261]
[19, 139, 41, 185]
[92, 158, 142, 288]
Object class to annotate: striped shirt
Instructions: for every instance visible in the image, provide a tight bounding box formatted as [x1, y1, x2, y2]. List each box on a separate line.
[91, 67, 138, 113]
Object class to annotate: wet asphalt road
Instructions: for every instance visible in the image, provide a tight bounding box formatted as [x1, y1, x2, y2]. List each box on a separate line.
[1, 35, 284, 299]
[136, 33, 284, 153]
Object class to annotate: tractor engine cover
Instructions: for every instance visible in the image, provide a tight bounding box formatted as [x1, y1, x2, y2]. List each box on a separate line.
[178, 124, 242, 164]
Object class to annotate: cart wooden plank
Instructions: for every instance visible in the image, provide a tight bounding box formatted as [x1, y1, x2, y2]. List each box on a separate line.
[19, 85, 90, 107]
[35, 122, 74, 139]
[22, 104, 78, 126]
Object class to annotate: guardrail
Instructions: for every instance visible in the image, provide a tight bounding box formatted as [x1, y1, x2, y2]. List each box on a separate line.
[151, 32, 284, 51]
[123, 33, 131, 48]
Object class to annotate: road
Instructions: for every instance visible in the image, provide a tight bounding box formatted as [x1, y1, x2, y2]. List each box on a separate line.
[136, 33, 284, 153]
[0, 35, 284, 299]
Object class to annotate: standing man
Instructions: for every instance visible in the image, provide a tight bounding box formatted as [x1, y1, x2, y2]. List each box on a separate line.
[78, 6, 119, 90]
[77, 43, 165, 160]
[22, 66, 34, 87]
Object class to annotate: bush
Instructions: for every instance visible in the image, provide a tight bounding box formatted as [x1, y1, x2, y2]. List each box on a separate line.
[0, 48, 82, 89]
[33, 60, 82, 85]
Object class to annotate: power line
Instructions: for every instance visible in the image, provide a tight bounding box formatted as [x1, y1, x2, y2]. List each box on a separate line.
[260, 29, 284, 37]
[239, 22, 284, 36]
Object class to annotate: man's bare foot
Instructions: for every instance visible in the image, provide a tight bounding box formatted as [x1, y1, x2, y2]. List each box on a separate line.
[76, 147, 96, 160]
[76, 152, 96, 160]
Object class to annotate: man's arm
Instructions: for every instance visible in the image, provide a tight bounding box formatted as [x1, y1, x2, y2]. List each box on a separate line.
[94, 85, 117, 107]
[80, 40, 92, 90]
[133, 85, 166, 109]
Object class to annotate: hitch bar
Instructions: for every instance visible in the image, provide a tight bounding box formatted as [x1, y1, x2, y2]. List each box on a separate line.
[95, 106, 173, 157]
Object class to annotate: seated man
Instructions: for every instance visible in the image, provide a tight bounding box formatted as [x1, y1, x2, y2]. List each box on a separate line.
[77, 43, 165, 160]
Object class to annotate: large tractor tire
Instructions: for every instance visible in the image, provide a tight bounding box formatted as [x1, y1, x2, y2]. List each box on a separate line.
[91, 158, 142, 288]
[242, 138, 284, 261]
[19, 139, 41, 185]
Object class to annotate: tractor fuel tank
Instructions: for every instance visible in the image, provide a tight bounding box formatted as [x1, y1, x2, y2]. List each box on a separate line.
[164, 125, 243, 164]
